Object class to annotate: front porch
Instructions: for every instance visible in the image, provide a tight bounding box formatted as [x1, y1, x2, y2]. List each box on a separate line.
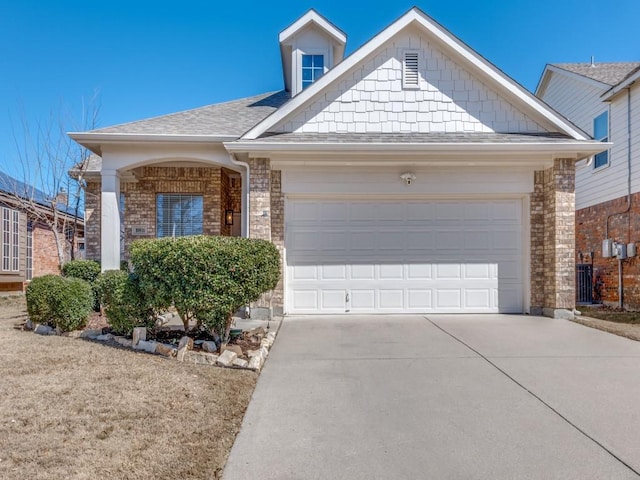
[84, 164, 243, 265]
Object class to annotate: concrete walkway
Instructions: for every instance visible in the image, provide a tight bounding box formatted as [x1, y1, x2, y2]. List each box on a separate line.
[223, 315, 640, 479]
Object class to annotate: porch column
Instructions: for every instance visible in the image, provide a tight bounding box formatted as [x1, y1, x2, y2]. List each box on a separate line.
[531, 158, 575, 317]
[101, 170, 121, 271]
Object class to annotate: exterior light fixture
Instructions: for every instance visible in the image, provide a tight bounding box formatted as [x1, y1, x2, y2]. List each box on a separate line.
[225, 209, 234, 226]
[400, 172, 416, 185]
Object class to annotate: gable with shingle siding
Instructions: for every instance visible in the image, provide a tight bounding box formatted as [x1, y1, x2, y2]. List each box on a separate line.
[271, 28, 547, 135]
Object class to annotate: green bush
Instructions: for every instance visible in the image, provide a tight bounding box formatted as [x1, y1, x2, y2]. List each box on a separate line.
[94, 270, 157, 335]
[129, 236, 280, 338]
[26, 275, 93, 332]
[61, 260, 101, 283]
[62, 259, 102, 310]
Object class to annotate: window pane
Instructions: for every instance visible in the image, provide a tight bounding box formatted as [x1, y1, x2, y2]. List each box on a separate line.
[594, 151, 608, 168]
[302, 55, 312, 67]
[313, 55, 324, 68]
[156, 194, 203, 238]
[302, 69, 312, 81]
[314, 67, 324, 81]
[594, 112, 608, 140]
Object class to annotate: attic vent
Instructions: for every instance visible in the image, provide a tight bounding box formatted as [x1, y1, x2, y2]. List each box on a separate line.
[403, 51, 420, 89]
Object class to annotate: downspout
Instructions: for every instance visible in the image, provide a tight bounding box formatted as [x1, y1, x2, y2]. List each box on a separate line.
[229, 153, 250, 238]
[606, 88, 632, 308]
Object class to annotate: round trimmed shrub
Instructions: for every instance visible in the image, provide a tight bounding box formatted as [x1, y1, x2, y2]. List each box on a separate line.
[62, 259, 102, 311]
[26, 275, 93, 332]
[129, 235, 280, 338]
[95, 270, 157, 335]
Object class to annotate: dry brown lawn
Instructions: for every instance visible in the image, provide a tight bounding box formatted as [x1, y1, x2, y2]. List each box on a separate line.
[0, 295, 257, 480]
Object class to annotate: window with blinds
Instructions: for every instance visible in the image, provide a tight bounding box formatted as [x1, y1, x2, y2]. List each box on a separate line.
[403, 51, 420, 89]
[1, 206, 20, 272]
[156, 194, 203, 238]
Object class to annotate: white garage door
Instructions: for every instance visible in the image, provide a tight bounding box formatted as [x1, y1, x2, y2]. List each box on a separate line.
[285, 199, 524, 314]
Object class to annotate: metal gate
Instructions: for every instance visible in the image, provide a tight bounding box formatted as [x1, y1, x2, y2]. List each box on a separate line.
[576, 264, 593, 304]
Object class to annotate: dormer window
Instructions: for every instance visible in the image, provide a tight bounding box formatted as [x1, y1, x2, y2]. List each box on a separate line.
[302, 54, 325, 89]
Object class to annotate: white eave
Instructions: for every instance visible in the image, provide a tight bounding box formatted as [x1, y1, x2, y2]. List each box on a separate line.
[224, 139, 610, 161]
[245, 7, 589, 141]
[602, 69, 640, 100]
[278, 9, 347, 45]
[68, 132, 237, 155]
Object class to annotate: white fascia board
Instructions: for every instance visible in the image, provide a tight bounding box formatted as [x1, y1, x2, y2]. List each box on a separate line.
[278, 9, 346, 45]
[602, 69, 640, 100]
[246, 7, 589, 141]
[69, 132, 236, 154]
[224, 140, 611, 161]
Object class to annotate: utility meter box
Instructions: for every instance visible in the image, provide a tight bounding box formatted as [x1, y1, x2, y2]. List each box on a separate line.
[628, 242, 637, 258]
[618, 243, 628, 260]
[602, 239, 613, 258]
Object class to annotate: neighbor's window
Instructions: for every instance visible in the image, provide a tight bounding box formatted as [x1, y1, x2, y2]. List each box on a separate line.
[26, 221, 33, 280]
[593, 111, 609, 169]
[302, 54, 324, 89]
[1, 206, 20, 272]
[156, 194, 203, 238]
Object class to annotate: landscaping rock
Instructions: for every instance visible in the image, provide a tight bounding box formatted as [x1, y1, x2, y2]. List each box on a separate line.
[96, 333, 114, 342]
[233, 358, 249, 368]
[135, 340, 157, 353]
[154, 343, 177, 357]
[221, 344, 243, 357]
[202, 341, 218, 353]
[63, 330, 83, 338]
[132, 327, 146, 346]
[260, 338, 272, 349]
[248, 355, 263, 371]
[80, 329, 103, 339]
[178, 336, 194, 350]
[185, 351, 218, 365]
[34, 324, 53, 336]
[114, 336, 133, 348]
[247, 349, 262, 358]
[260, 346, 269, 359]
[216, 350, 237, 367]
[24, 319, 34, 331]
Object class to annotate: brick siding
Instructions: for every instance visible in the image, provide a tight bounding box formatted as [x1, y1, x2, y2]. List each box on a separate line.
[576, 192, 640, 309]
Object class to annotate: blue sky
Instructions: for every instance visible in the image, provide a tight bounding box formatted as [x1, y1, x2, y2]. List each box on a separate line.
[0, 0, 638, 178]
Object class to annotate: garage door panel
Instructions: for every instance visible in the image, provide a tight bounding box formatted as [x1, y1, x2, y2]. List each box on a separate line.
[464, 289, 492, 308]
[286, 199, 524, 314]
[351, 290, 375, 310]
[435, 289, 462, 309]
[408, 289, 432, 308]
[321, 265, 347, 280]
[407, 264, 432, 279]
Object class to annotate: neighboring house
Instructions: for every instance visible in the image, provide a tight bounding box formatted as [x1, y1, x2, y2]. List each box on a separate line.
[0, 171, 85, 292]
[70, 8, 606, 318]
[537, 62, 640, 308]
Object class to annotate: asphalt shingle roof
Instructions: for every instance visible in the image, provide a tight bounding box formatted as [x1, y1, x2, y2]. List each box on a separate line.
[90, 90, 290, 137]
[552, 62, 640, 86]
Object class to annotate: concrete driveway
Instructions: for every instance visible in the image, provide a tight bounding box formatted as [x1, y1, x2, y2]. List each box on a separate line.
[223, 315, 640, 479]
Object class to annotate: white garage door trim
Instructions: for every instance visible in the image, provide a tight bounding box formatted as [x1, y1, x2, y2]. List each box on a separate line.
[285, 197, 527, 315]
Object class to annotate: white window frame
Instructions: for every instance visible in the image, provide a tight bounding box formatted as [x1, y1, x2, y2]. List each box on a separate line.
[295, 48, 328, 94]
[402, 49, 421, 90]
[1, 206, 20, 273]
[593, 110, 610, 170]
